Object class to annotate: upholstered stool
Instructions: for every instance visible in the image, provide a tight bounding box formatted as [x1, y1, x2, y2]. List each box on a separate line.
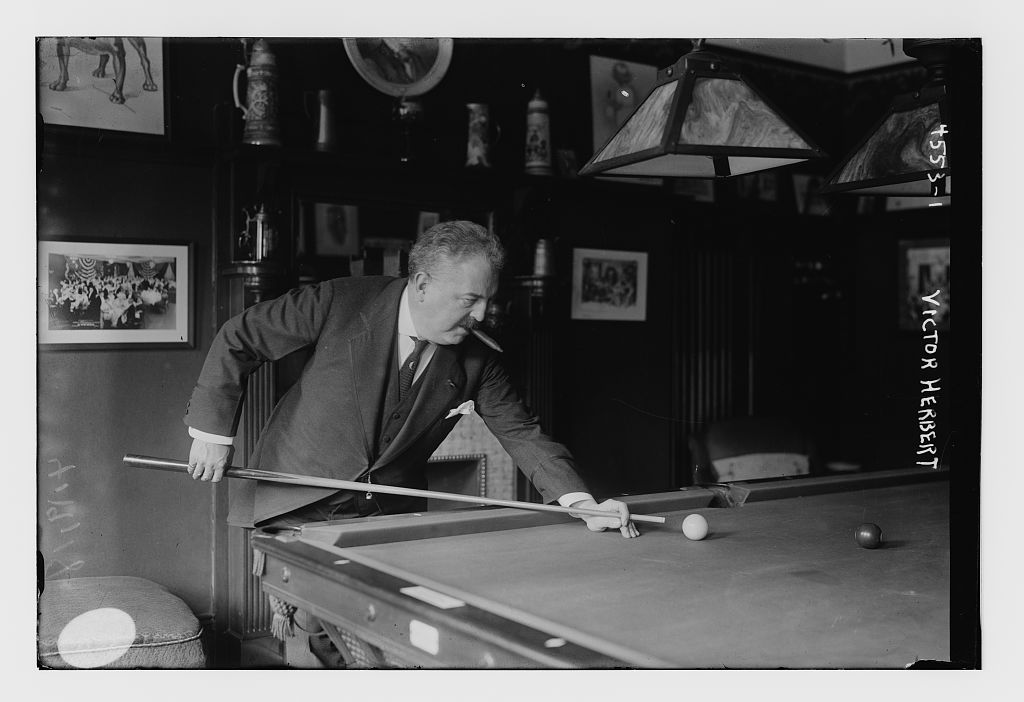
[38, 575, 206, 669]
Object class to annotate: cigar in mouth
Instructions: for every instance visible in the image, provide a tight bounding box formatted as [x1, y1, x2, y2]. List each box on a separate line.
[466, 326, 503, 352]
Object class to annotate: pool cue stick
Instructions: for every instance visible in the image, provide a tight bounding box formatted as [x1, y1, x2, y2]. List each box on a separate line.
[123, 454, 666, 524]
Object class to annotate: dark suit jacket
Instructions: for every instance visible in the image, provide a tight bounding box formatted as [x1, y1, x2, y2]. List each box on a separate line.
[184, 276, 588, 525]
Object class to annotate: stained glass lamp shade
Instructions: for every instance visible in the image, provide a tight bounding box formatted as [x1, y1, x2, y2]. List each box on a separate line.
[819, 40, 952, 196]
[819, 84, 950, 196]
[579, 45, 826, 178]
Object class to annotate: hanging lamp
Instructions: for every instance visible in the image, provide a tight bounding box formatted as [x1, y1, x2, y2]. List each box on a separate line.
[818, 39, 953, 197]
[578, 40, 827, 179]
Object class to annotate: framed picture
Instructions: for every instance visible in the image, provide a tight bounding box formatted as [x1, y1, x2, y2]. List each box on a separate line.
[736, 172, 779, 202]
[792, 173, 830, 216]
[417, 211, 441, 237]
[898, 239, 950, 331]
[589, 55, 658, 155]
[571, 248, 649, 322]
[38, 239, 192, 348]
[343, 38, 453, 97]
[37, 37, 167, 136]
[298, 200, 361, 257]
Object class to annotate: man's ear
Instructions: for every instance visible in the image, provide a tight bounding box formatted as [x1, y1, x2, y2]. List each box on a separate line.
[411, 271, 429, 299]
[411, 272, 432, 296]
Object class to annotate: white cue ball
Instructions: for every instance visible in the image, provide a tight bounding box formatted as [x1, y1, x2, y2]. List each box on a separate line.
[682, 513, 709, 541]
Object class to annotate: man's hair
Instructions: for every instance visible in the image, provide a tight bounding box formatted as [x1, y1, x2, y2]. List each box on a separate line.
[408, 220, 505, 277]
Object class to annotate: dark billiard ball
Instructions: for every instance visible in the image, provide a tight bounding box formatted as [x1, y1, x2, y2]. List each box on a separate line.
[855, 523, 882, 549]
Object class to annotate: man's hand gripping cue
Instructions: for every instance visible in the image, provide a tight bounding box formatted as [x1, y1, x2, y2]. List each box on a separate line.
[570, 498, 639, 538]
[187, 438, 232, 483]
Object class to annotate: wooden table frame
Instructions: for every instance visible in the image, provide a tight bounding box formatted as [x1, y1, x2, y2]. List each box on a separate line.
[254, 468, 949, 668]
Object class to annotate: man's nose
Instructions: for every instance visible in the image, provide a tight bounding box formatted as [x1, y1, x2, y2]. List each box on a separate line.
[469, 300, 488, 322]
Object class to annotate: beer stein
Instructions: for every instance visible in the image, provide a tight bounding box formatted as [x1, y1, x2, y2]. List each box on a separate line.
[308, 89, 338, 152]
[233, 39, 281, 146]
[524, 89, 552, 175]
[301, 89, 337, 151]
[533, 239, 555, 276]
[238, 204, 277, 262]
[465, 103, 499, 168]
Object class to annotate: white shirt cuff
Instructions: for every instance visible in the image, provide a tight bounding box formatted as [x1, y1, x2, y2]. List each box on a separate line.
[188, 427, 234, 445]
[558, 492, 594, 510]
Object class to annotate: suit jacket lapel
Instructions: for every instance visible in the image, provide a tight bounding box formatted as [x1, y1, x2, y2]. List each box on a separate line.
[348, 281, 405, 463]
[374, 343, 465, 468]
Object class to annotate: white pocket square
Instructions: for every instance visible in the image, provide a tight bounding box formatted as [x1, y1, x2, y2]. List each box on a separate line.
[445, 400, 475, 419]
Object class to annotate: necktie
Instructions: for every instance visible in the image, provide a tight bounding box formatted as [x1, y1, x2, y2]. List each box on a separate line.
[399, 337, 429, 400]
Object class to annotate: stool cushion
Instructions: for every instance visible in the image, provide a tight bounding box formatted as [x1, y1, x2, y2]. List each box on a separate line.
[38, 576, 205, 669]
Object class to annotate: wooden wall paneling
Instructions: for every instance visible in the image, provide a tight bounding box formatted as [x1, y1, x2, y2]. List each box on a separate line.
[671, 212, 756, 486]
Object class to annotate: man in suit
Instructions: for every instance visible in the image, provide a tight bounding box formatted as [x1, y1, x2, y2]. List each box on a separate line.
[185, 220, 637, 537]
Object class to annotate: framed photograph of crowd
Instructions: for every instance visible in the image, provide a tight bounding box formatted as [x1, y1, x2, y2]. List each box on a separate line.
[38, 239, 193, 348]
[571, 248, 648, 322]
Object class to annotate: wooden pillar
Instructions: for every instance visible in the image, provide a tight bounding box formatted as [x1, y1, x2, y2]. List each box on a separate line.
[217, 262, 289, 665]
[505, 275, 556, 503]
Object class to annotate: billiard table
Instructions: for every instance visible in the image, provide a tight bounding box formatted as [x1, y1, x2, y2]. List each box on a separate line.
[252, 467, 950, 669]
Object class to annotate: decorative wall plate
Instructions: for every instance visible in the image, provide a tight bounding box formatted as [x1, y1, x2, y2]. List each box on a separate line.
[343, 38, 453, 97]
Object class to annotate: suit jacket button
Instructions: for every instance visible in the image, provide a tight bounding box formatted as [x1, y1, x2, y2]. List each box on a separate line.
[392, 412, 401, 420]
[383, 435, 391, 443]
